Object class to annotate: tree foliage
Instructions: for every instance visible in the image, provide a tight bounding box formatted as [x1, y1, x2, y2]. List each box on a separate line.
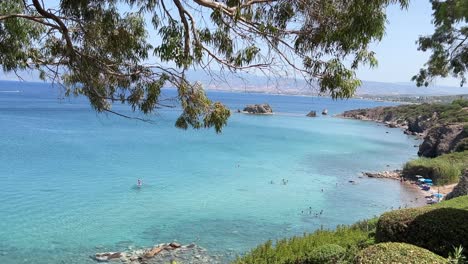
[0, 0, 408, 131]
[413, 0, 468, 87]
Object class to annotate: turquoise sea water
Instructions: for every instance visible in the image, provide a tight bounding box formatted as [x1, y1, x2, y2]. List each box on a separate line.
[0, 81, 421, 263]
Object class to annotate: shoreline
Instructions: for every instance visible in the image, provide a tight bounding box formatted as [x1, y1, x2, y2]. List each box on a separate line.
[362, 170, 456, 206]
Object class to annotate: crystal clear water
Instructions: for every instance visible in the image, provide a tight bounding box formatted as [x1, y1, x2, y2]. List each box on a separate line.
[0, 81, 421, 263]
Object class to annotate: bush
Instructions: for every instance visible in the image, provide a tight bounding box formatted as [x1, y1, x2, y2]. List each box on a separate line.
[402, 151, 468, 185]
[307, 244, 345, 263]
[375, 195, 468, 257]
[355, 242, 446, 264]
[232, 225, 375, 264]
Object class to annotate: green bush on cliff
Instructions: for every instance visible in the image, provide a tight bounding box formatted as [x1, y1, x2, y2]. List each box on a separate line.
[355, 242, 447, 264]
[375, 195, 468, 257]
[377, 99, 468, 124]
[308, 244, 346, 263]
[403, 151, 468, 185]
[232, 222, 376, 264]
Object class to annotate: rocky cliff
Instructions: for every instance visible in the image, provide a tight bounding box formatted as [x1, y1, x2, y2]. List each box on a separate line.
[341, 103, 468, 158]
[446, 170, 468, 200]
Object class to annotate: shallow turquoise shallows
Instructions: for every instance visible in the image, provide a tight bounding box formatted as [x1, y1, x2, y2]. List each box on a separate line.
[0, 81, 420, 263]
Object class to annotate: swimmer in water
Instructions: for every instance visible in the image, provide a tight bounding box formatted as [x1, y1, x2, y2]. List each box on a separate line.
[137, 179, 142, 187]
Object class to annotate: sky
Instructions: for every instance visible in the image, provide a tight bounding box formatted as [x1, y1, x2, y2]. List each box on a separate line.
[0, 1, 462, 87]
[355, 0, 460, 86]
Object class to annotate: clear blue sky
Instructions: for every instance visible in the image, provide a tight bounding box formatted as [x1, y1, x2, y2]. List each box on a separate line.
[0, 1, 461, 87]
[356, 1, 459, 86]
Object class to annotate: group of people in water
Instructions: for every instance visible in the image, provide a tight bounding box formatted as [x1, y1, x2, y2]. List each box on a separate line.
[269, 179, 289, 185]
[302, 207, 324, 217]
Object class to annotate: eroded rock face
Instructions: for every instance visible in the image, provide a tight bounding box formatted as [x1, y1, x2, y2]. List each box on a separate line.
[446, 170, 468, 200]
[418, 124, 466, 157]
[407, 116, 432, 133]
[243, 104, 273, 114]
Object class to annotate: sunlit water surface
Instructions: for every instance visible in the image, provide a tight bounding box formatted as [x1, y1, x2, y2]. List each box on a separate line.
[0, 81, 421, 263]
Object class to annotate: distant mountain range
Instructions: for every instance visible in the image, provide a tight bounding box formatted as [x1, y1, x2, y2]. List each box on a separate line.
[2, 70, 467, 96]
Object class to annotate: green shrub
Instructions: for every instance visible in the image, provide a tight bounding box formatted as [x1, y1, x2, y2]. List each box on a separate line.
[307, 244, 345, 263]
[375, 195, 468, 257]
[232, 225, 374, 264]
[355, 242, 447, 264]
[402, 151, 468, 185]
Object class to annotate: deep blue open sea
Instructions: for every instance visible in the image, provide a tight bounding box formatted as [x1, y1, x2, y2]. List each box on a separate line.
[0, 81, 421, 263]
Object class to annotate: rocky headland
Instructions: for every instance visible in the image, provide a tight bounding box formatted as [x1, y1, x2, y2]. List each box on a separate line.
[340, 102, 468, 158]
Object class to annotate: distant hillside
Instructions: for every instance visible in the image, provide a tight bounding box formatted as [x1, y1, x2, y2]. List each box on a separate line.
[185, 70, 468, 96]
[2, 70, 468, 96]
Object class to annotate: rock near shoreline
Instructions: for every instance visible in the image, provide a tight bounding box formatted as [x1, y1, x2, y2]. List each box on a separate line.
[446, 170, 468, 200]
[92, 243, 221, 264]
[363, 170, 402, 180]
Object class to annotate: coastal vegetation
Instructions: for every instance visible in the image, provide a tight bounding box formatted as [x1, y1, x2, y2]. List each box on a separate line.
[233, 195, 468, 263]
[343, 100, 468, 186]
[403, 151, 468, 185]
[375, 195, 468, 257]
[355, 243, 447, 264]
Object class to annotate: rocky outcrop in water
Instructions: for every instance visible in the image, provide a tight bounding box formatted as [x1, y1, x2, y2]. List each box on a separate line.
[363, 170, 402, 180]
[418, 124, 466, 157]
[306, 111, 317, 117]
[445, 170, 468, 200]
[92, 243, 221, 264]
[243, 104, 273, 114]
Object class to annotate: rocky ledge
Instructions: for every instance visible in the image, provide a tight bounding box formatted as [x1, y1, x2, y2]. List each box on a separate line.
[363, 170, 402, 180]
[92, 243, 221, 264]
[340, 106, 467, 158]
[243, 104, 273, 114]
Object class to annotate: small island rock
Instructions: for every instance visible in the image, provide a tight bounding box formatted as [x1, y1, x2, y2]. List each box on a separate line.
[243, 104, 273, 114]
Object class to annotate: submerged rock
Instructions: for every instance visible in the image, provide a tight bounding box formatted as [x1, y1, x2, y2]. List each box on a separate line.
[93, 252, 122, 262]
[243, 104, 273, 114]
